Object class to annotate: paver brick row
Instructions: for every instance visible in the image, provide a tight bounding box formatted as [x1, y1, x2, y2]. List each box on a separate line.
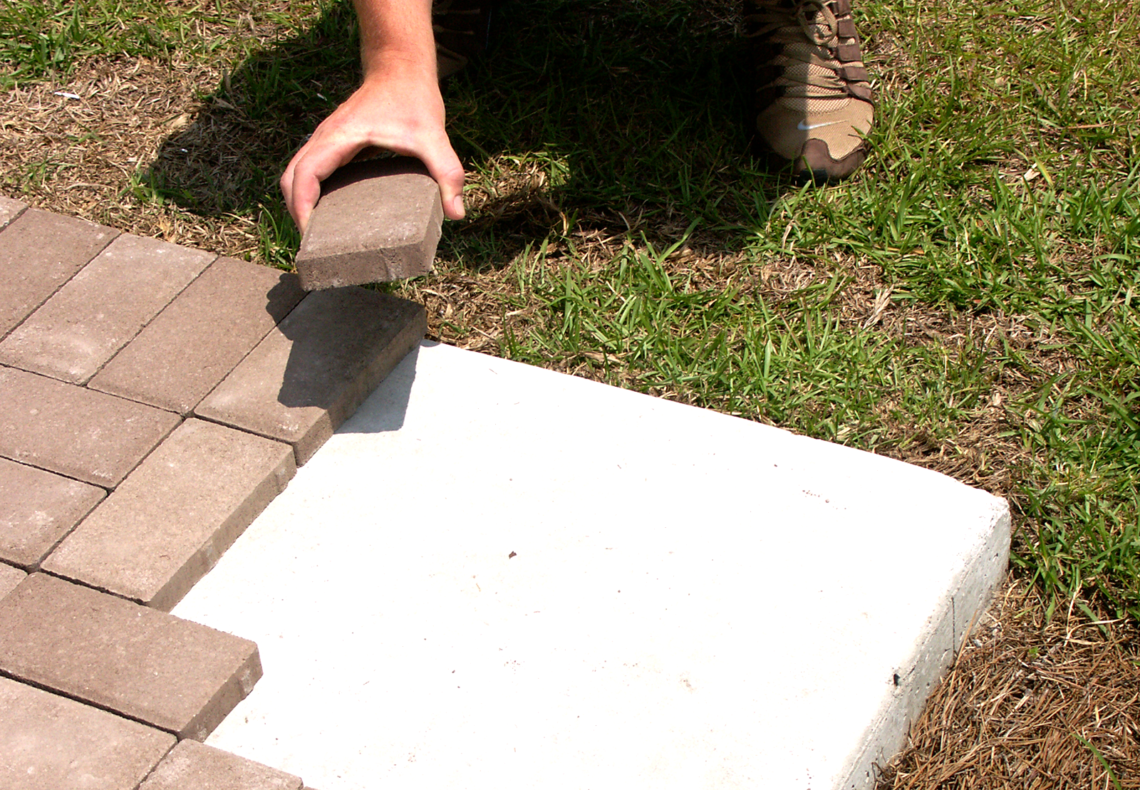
[0, 457, 105, 569]
[44, 418, 296, 611]
[0, 676, 175, 790]
[0, 194, 26, 231]
[0, 366, 180, 488]
[0, 232, 215, 384]
[0, 562, 25, 600]
[197, 286, 426, 465]
[90, 257, 306, 415]
[295, 157, 442, 290]
[0, 573, 261, 741]
[139, 740, 304, 790]
[0, 208, 118, 340]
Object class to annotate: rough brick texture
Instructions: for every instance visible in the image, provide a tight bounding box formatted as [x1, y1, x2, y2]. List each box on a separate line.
[294, 157, 442, 290]
[0, 573, 261, 740]
[0, 366, 180, 488]
[44, 419, 295, 611]
[0, 457, 105, 569]
[0, 676, 175, 790]
[0, 232, 215, 384]
[0, 194, 26, 231]
[0, 563, 24, 600]
[0, 208, 118, 340]
[197, 287, 426, 465]
[91, 258, 305, 414]
[140, 740, 304, 790]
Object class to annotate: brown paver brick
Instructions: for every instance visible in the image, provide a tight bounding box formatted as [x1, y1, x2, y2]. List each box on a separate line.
[295, 157, 442, 290]
[44, 419, 295, 611]
[197, 287, 426, 465]
[0, 194, 26, 231]
[140, 740, 303, 790]
[0, 676, 175, 790]
[90, 257, 305, 414]
[0, 457, 105, 569]
[0, 573, 262, 741]
[0, 562, 25, 600]
[0, 208, 118, 340]
[0, 366, 180, 488]
[0, 232, 215, 384]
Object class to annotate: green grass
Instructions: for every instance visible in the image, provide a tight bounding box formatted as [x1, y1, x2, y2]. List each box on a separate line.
[2, 0, 1139, 619]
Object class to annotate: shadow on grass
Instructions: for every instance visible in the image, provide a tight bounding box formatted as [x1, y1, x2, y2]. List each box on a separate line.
[144, 0, 781, 270]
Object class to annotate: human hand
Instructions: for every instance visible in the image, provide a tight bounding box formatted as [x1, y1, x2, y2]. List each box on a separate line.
[280, 55, 466, 234]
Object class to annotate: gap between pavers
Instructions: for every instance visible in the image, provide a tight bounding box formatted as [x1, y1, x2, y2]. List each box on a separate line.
[0, 208, 119, 341]
[0, 234, 216, 384]
[0, 573, 260, 741]
[175, 341, 1010, 790]
[0, 676, 175, 790]
[42, 418, 296, 611]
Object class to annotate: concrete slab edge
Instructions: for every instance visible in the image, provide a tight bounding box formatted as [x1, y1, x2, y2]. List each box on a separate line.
[841, 500, 1012, 789]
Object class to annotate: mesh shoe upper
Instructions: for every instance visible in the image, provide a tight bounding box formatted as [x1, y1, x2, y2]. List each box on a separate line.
[745, 0, 874, 180]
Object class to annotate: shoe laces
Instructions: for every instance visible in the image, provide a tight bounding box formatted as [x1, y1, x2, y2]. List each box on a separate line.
[746, 0, 848, 99]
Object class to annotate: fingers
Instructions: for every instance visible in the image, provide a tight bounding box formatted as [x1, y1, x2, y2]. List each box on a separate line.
[283, 131, 467, 230]
[280, 70, 467, 231]
[417, 134, 467, 221]
[281, 134, 366, 235]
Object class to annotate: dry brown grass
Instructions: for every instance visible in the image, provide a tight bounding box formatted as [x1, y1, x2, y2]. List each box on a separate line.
[880, 577, 1140, 789]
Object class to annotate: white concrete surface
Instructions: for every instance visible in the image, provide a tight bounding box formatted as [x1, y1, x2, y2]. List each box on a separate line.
[174, 341, 1010, 790]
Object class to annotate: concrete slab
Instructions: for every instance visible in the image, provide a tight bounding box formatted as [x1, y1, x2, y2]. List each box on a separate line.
[0, 573, 261, 741]
[0, 676, 175, 790]
[196, 287, 425, 465]
[295, 157, 442, 290]
[90, 258, 305, 415]
[0, 366, 180, 488]
[140, 740, 304, 790]
[0, 208, 118, 340]
[0, 457, 105, 569]
[175, 342, 1010, 790]
[0, 232, 215, 384]
[44, 419, 295, 611]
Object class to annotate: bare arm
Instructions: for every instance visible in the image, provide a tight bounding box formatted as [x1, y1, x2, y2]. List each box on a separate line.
[280, 0, 466, 233]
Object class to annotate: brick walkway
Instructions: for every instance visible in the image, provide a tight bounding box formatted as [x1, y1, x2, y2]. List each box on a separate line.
[0, 196, 426, 790]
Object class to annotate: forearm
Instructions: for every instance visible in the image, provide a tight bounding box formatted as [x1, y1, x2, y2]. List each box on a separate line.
[353, 0, 436, 78]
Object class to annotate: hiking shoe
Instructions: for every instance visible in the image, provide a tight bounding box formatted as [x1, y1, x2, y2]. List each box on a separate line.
[744, 0, 874, 182]
[433, 0, 497, 79]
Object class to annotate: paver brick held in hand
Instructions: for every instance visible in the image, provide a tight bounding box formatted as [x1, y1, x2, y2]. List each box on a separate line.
[0, 194, 26, 231]
[0, 457, 105, 569]
[0, 366, 180, 488]
[0, 563, 25, 601]
[0, 676, 175, 790]
[44, 419, 296, 611]
[294, 156, 443, 290]
[0, 232, 215, 384]
[197, 287, 427, 465]
[0, 573, 262, 741]
[139, 740, 304, 790]
[90, 257, 306, 415]
[0, 208, 118, 340]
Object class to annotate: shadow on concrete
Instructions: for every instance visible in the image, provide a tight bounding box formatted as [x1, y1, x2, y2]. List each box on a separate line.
[336, 341, 427, 434]
[270, 287, 420, 435]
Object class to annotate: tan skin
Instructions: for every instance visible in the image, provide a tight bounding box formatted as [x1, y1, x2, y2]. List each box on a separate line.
[280, 0, 467, 234]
